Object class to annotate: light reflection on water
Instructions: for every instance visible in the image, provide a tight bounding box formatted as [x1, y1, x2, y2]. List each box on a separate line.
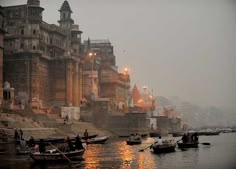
[0, 133, 236, 169]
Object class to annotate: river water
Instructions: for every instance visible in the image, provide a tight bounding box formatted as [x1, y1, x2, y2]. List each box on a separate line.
[0, 133, 235, 169]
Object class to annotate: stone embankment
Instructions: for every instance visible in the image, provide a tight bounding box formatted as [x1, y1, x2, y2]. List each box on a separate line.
[0, 109, 112, 141]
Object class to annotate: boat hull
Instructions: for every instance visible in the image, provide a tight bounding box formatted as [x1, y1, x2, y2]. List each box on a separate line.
[30, 149, 85, 162]
[126, 140, 141, 145]
[83, 136, 109, 144]
[149, 132, 160, 137]
[177, 142, 199, 148]
[152, 143, 176, 154]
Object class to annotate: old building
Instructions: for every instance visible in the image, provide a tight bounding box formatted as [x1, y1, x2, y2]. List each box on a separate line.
[0, 6, 5, 104]
[3, 0, 83, 107]
[83, 39, 130, 108]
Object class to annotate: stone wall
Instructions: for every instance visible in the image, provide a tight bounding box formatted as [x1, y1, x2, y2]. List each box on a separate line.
[105, 113, 147, 136]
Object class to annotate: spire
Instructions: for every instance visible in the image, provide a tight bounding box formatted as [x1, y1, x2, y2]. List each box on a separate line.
[132, 84, 141, 106]
[59, 0, 73, 13]
[87, 37, 90, 50]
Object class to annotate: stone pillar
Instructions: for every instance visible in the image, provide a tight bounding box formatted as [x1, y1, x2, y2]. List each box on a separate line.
[73, 62, 79, 106]
[66, 61, 73, 106]
[78, 63, 83, 106]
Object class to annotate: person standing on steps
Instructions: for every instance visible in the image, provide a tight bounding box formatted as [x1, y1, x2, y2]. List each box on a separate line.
[84, 129, 89, 143]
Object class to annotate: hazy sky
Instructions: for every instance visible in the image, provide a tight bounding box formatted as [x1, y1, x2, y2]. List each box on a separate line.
[1, 0, 236, 109]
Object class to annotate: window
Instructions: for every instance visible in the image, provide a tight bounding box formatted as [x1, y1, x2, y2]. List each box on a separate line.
[33, 29, 36, 35]
[21, 29, 24, 35]
[33, 46, 36, 50]
[20, 43, 24, 49]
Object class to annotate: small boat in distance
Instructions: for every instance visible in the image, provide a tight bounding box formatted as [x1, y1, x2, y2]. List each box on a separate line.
[83, 136, 110, 144]
[198, 129, 220, 136]
[151, 141, 176, 154]
[126, 133, 142, 145]
[126, 139, 141, 145]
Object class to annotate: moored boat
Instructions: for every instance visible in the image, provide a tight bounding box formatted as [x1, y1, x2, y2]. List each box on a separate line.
[171, 132, 184, 137]
[25, 134, 98, 145]
[83, 136, 109, 144]
[30, 149, 85, 162]
[26, 138, 65, 145]
[149, 132, 160, 137]
[198, 130, 220, 136]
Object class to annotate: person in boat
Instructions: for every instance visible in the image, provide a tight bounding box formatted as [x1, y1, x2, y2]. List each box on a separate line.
[154, 136, 163, 146]
[129, 133, 135, 141]
[39, 139, 46, 153]
[181, 133, 188, 143]
[74, 135, 84, 150]
[19, 128, 23, 140]
[134, 133, 141, 141]
[186, 132, 192, 143]
[28, 136, 35, 147]
[19, 138, 27, 151]
[65, 136, 75, 151]
[192, 132, 199, 142]
[84, 129, 89, 141]
[14, 129, 19, 141]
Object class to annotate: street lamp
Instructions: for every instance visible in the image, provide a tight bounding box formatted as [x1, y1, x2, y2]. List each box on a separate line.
[89, 52, 96, 100]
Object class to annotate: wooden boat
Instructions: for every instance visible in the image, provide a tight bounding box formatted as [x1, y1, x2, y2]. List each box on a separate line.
[26, 134, 98, 145]
[177, 141, 199, 148]
[83, 136, 109, 144]
[16, 146, 37, 155]
[119, 133, 148, 138]
[171, 132, 184, 137]
[30, 149, 85, 162]
[149, 132, 160, 137]
[80, 134, 98, 140]
[198, 130, 220, 136]
[26, 138, 65, 145]
[152, 141, 176, 154]
[126, 139, 142, 145]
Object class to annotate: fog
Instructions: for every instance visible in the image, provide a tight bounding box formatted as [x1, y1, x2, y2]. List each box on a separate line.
[2, 0, 236, 113]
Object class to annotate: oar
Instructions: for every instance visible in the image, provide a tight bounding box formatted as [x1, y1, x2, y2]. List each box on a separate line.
[139, 144, 153, 152]
[200, 142, 210, 145]
[49, 142, 72, 165]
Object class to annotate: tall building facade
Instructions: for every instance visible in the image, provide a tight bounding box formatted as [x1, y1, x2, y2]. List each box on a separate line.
[83, 39, 130, 107]
[3, 0, 83, 107]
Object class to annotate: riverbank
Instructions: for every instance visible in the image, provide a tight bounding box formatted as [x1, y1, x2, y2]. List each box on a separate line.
[0, 110, 113, 141]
